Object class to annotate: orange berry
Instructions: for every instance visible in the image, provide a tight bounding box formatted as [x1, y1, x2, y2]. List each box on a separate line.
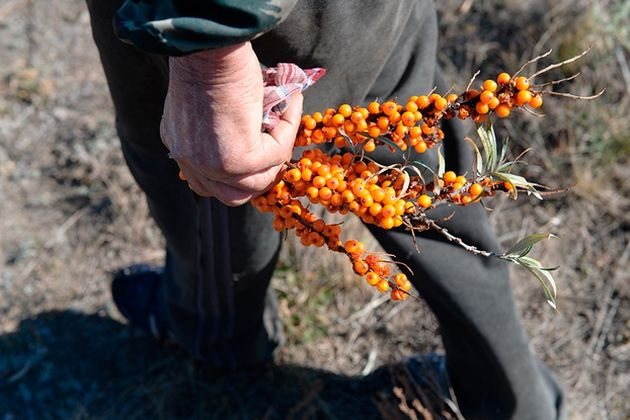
[394, 273, 411, 290]
[461, 195, 472, 205]
[369, 202, 383, 217]
[352, 180, 367, 197]
[418, 194, 432, 209]
[332, 113, 345, 126]
[381, 204, 396, 218]
[495, 104, 511, 118]
[359, 194, 374, 208]
[414, 140, 428, 154]
[475, 102, 490, 115]
[310, 219, 325, 233]
[483, 79, 498, 92]
[300, 168, 313, 182]
[377, 116, 390, 131]
[515, 76, 530, 91]
[405, 101, 418, 113]
[330, 193, 343, 207]
[341, 190, 355, 203]
[350, 111, 364, 124]
[479, 90, 494, 104]
[318, 187, 333, 200]
[415, 95, 431, 109]
[382, 101, 397, 116]
[469, 183, 483, 197]
[363, 139, 376, 152]
[529, 94, 543, 109]
[338, 104, 352, 118]
[446, 93, 459, 103]
[368, 101, 381, 114]
[368, 125, 381, 138]
[306, 186, 319, 201]
[382, 188, 397, 205]
[434, 96, 448, 111]
[390, 289, 405, 301]
[388, 111, 401, 124]
[488, 96, 500, 110]
[409, 126, 422, 139]
[401, 111, 416, 127]
[284, 168, 302, 183]
[497, 72, 511, 85]
[370, 187, 386, 202]
[304, 117, 317, 130]
[312, 175, 326, 189]
[515, 90, 533, 106]
[353, 161, 367, 174]
[326, 176, 340, 190]
[312, 112, 323, 123]
[343, 120, 356, 134]
[379, 217, 395, 230]
[421, 123, 434, 135]
[365, 271, 381, 286]
[334, 136, 347, 148]
[344, 239, 363, 254]
[443, 171, 457, 185]
[376, 279, 390, 293]
[323, 224, 341, 237]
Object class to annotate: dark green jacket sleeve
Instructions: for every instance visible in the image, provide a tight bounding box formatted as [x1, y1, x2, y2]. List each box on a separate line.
[114, 0, 298, 56]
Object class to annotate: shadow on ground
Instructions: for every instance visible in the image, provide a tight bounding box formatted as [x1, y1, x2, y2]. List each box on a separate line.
[0, 311, 454, 419]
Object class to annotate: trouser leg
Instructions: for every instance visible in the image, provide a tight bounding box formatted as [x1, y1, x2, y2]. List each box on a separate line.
[86, 0, 283, 369]
[368, 73, 565, 419]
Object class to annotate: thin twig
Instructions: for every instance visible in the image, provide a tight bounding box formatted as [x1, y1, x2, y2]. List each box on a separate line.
[513, 49, 553, 78]
[426, 219, 495, 257]
[544, 89, 605, 100]
[464, 70, 480, 92]
[530, 72, 581, 88]
[528, 47, 591, 80]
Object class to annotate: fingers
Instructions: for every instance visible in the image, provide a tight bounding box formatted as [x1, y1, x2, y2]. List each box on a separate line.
[174, 92, 303, 206]
[178, 159, 282, 206]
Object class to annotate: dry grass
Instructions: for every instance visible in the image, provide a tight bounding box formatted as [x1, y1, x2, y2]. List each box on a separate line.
[0, 0, 628, 418]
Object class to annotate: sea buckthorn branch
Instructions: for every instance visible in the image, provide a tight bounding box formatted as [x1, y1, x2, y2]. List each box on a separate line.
[246, 50, 600, 308]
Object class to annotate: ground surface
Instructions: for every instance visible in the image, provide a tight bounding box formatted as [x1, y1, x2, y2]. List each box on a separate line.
[1, 0, 629, 419]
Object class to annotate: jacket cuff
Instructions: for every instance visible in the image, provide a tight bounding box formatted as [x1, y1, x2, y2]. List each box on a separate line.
[114, 0, 297, 56]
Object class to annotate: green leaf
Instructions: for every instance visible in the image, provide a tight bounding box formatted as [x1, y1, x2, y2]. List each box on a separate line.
[465, 136, 484, 176]
[492, 172, 544, 200]
[503, 233, 557, 258]
[497, 136, 510, 169]
[437, 145, 445, 177]
[477, 124, 498, 172]
[516, 256, 558, 310]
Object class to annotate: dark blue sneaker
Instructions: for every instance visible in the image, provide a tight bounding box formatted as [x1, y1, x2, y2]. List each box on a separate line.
[111, 264, 167, 339]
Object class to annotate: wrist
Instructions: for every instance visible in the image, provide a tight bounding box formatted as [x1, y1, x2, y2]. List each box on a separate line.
[169, 42, 256, 86]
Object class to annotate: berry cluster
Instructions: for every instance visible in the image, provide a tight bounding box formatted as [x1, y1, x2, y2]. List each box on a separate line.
[250, 71, 546, 300]
[296, 72, 543, 153]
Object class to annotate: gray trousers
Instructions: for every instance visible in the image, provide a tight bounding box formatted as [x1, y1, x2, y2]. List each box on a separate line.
[87, 1, 565, 418]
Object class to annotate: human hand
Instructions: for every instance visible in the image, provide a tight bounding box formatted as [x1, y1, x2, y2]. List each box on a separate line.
[161, 42, 303, 206]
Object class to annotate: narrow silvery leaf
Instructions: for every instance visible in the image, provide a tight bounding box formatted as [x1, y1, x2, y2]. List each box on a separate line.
[437, 145, 445, 177]
[477, 124, 497, 172]
[465, 136, 484, 176]
[504, 233, 557, 257]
